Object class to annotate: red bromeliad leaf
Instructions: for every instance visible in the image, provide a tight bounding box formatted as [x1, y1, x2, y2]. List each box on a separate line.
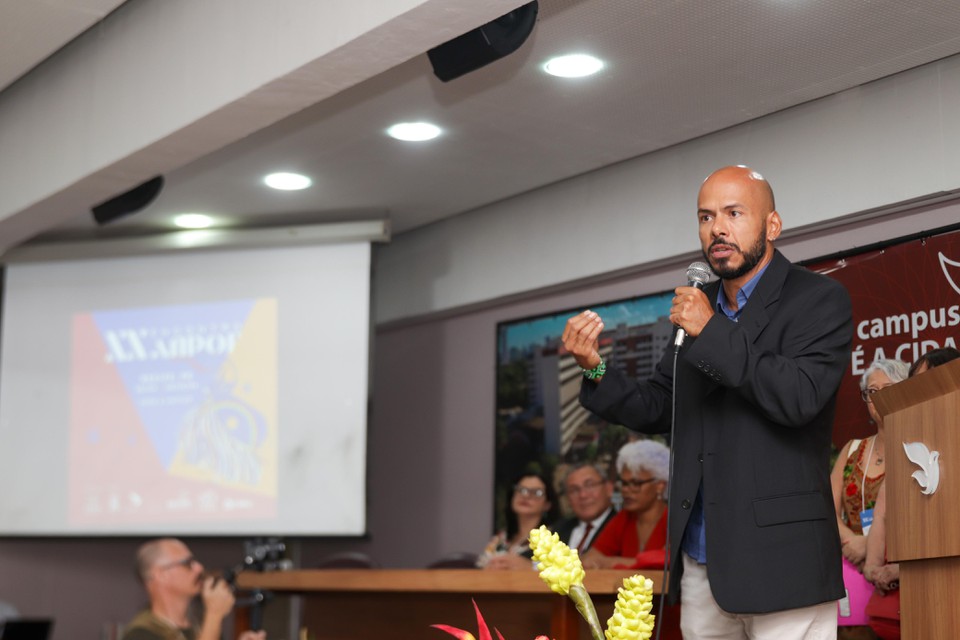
[472, 599, 493, 640]
[435, 600, 550, 640]
[430, 624, 477, 640]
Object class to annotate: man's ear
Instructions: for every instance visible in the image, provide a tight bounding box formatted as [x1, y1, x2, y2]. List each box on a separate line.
[767, 210, 783, 241]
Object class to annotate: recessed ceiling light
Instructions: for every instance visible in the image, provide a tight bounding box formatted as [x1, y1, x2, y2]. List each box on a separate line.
[264, 172, 312, 191]
[543, 54, 605, 78]
[174, 213, 215, 229]
[386, 122, 442, 142]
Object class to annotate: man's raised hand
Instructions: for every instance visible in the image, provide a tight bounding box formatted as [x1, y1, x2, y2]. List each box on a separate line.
[562, 310, 604, 370]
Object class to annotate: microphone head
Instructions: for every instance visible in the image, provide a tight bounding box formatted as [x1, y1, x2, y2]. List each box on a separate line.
[685, 262, 713, 288]
[221, 567, 238, 587]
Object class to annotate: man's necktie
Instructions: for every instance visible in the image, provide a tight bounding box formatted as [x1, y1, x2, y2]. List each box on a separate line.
[577, 522, 593, 554]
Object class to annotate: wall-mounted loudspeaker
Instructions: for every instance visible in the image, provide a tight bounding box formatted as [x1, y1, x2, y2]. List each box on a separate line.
[91, 175, 165, 225]
[427, 1, 539, 83]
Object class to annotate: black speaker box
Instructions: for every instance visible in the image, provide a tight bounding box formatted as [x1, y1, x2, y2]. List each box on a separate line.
[427, 1, 539, 82]
[91, 175, 164, 225]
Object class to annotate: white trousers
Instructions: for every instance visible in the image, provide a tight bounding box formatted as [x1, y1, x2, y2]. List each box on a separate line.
[680, 553, 838, 640]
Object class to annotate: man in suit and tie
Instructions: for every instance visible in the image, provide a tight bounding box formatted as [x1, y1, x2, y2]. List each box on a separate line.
[486, 463, 615, 570]
[563, 166, 853, 639]
[551, 463, 617, 554]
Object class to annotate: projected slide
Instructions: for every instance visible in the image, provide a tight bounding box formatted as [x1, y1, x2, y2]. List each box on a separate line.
[1, 242, 368, 536]
[68, 299, 278, 526]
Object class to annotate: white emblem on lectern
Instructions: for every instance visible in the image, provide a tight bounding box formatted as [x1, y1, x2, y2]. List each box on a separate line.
[902, 442, 940, 496]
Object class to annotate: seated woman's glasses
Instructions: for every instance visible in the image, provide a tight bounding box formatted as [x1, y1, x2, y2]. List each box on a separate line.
[513, 486, 545, 498]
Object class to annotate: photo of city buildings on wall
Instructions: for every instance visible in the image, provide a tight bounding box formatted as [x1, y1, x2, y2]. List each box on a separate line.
[494, 290, 674, 528]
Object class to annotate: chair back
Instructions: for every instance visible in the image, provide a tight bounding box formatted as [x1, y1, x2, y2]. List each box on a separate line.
[315, 551, 380, 569]
[427, 551, 479, 569]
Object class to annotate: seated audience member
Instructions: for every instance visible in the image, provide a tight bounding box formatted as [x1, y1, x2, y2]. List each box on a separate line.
[480, 472, 559, 570]
[122, 538, 266, 640]
[906, 346, 960, 376]
[582, 439, 669, 570]
[551, 463, 616, 554]
[830, 358, 908, 639]
[863, 347, 960, 640]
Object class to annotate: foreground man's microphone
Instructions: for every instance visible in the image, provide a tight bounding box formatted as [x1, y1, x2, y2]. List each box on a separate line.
[673, 261, 713, 350]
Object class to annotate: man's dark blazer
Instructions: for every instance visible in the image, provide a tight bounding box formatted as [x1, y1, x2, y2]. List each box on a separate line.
[551, 508, 617, 553]
[581, 250, 852, 614]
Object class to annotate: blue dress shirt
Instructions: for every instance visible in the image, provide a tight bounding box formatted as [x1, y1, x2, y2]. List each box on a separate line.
[680, 262, 769, 564]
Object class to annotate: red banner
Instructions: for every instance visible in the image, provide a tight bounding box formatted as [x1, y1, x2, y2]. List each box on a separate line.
[807, 227, 960, 446]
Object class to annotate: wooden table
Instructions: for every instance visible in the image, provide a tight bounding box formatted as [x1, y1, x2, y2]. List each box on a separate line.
[236, 569, 680, 640]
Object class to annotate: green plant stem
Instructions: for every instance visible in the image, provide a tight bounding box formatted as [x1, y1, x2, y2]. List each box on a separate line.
[568, 584, 605, 640]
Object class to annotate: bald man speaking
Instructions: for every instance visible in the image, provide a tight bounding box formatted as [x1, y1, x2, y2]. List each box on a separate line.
[563, 166, 852, 639]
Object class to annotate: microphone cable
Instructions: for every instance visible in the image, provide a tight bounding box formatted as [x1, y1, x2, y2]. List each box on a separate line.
[656, 261, 710, 638]
[654, 346, 681, 640]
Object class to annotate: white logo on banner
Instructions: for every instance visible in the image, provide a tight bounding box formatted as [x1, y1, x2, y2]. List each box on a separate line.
[940, 252, 960, 296]
[903, 441, 940, 496]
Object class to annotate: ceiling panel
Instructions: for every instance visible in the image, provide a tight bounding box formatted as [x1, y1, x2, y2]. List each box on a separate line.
[14, 0, 960, 240]
[0, 0, 130, 91]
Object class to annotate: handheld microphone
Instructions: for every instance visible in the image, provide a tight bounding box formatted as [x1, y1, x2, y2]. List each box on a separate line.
[248, 590, 267, 631]
[673, 261, 713, 351]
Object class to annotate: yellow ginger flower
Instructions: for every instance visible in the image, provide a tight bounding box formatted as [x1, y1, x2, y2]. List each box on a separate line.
[528, 526, 603, 640]
[604, 575, 656, 640]
[529, 525, 584, 595]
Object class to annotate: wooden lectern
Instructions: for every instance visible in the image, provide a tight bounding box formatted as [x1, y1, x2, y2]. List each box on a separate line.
[871, 357, 960, 640]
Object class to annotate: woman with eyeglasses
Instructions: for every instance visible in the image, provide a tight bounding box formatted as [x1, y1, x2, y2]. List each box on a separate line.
[581, 439, 670, 570]
[829, 358, 908, 639]
[862, 347, 959, 640]
[479, 472, 560, 569]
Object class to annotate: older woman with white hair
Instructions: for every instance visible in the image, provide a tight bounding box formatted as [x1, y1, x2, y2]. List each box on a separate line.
[582, 438, 670, 570]
[829, 357, 909, 638]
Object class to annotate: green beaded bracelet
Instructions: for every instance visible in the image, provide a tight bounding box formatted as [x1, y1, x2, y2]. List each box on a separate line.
[581, 359, 606, 380]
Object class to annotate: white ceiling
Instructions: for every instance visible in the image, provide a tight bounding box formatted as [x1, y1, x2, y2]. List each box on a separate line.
[9, 0, 960, 242]
[0, 0, 128, 92]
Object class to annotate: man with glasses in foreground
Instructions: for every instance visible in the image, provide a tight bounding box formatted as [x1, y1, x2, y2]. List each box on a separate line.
[122, 538, 266, 640]
[551, 463, 616, 556]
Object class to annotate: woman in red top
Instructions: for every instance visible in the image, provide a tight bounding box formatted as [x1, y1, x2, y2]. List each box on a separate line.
[583, 438, 669, 569]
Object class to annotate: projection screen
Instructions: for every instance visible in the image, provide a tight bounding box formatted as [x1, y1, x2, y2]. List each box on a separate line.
[0, 242, 369, 536]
